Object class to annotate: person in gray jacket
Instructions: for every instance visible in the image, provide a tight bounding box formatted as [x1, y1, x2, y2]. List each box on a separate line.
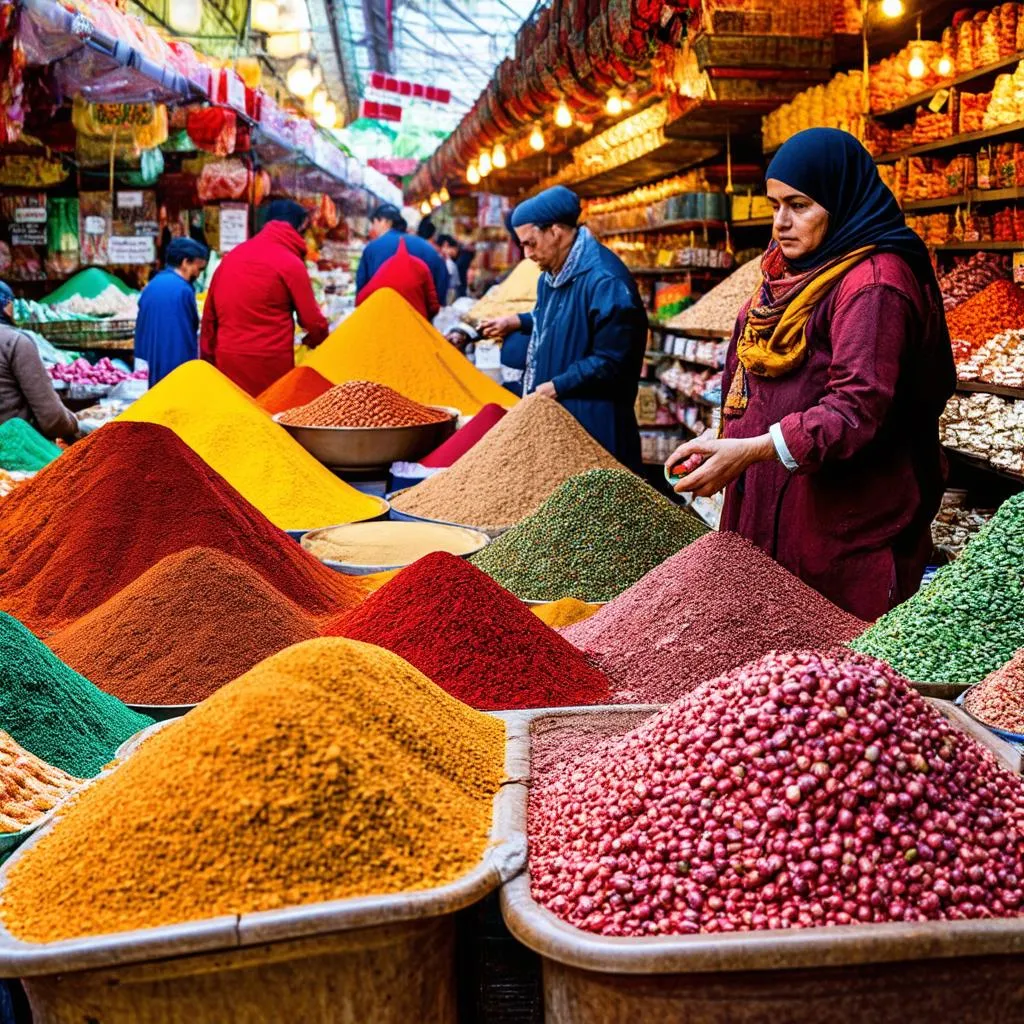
[0, 281, 78, 441]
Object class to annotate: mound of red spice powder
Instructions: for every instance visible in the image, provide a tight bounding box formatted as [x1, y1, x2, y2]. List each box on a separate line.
[420, 403, 507, 469]
[279, 380, 449, 428]
[48, 547, 322, 705]
[256, 366, 333, 416]
[324, 551, 611, 710]
[945, 279, 1024, 354]
[0, 422, 364, 635]
[562, 532, 866, 704]
[529, 648, 1024, 937]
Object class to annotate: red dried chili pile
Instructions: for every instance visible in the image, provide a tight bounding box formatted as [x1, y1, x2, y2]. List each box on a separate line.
[48, 547, 322, 705]
[562, 532, 866, 704]
[324, 551, 610, 710]
[945, 279, 1024, 356]
[964, 649, 1024, 735]
[279, 380, 449, 428]
[420, 403, 507, 468]
[530, 649, 1024, 937]
[0, 421, 363, 636]
[256, 366, 333, 416]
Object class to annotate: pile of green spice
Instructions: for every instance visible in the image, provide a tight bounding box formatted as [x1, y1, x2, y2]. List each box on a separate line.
[469, 468, 708, 602]
[0, 418, 61, 472]
[851, 492, 1024, 685]
[0, 613, 152, 777]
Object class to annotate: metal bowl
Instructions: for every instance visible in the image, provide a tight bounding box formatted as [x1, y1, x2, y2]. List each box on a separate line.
[283, 497, 391, 541]
[274, 408, 458, 471]
[300, 521, 491, 574]
[387, 487, 509, 540]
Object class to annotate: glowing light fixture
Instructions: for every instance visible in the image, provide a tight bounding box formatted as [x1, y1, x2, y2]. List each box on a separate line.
[439, 186, 451, 203]
[266, 30, 310, 58]
[420, 200, 432, 215]
[315, 100, 337, 129]
[251, 0, 279, 32]
[529, 124, 545, 151]
[287, 59, 317, 98]
[492, 143, 507, 169]
[467, 162, 481, 185]
[605, 88, 623, 116]
[937, 54, 953, 76]
[310, 89, 328, 116]
[555, 99, 573, 128]
[880, 0, 904, 18]
[477, 150, 493, 176]
[169, 0, 203, 34]
[430, 192, 442, 208]
[907, 48, 926, 79]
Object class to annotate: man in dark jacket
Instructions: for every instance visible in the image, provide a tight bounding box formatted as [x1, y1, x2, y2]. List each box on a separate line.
[480, 186, 646, 468]
[357, 204, 448, 306]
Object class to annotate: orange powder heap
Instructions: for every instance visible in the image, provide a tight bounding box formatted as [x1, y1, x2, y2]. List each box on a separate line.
[280, 380, 450, 428]
[257, 367, 333, 416]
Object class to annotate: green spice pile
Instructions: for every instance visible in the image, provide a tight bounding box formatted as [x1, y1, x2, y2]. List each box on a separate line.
[851, 492, 1024, 684]
[0, 613, 152, 777]
[0, 418, 61, 472]
[470, 468, 708, 601]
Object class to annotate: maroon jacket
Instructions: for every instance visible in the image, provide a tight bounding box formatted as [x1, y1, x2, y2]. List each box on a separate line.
[721, 253, 955, 621]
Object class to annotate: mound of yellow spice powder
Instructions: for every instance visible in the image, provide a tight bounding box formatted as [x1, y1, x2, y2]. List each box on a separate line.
[1, 638, 505, 943]
[303, 288, 517, 415]
[117, 361, 385, 531]
[532, 598, 603, 629]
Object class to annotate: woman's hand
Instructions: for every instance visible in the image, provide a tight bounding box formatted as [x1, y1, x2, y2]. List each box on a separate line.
[479, 314, 521, 339]
[666, 434, 777, 498]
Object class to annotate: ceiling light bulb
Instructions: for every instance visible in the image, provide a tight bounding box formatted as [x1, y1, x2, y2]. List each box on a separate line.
[907, 50, 926, 79]
[310, 88, 328, 116]
[605, 89, 623, 116]
[169, 0, 203, 35]
[938, 54, 953, 76]
[251, 0, 278, 32]
[430, 191, 442, 208]
[315, 100, 336, 129]
[287, 59, 316, 98]
[420, 200, 432, 215]
[467, 163, 481, 185]
[477, 150, 493, 176]
[265, 30, 310, 59]
[555, 99, 573, 128]
[529, 124, 545, 151]
[439, 186, 450, 203]
[880, 0, 904, 18]
[623, 97, 634, 111]
[492, 143, 507, 169]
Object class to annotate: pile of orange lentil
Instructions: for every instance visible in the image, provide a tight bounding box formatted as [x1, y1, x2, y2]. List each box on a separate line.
[279, 380, 450, 428]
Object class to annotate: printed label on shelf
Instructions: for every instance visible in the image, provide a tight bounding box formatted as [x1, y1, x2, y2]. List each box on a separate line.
[108, 235, 155, 264]
[1013, 252, 1024, 284]
[117, 191, 144, 209]
[929, 89, 950, 114]
[84, 216, 106, 235]
[10, 224, 46, 245]
[13, 207, 46, 224]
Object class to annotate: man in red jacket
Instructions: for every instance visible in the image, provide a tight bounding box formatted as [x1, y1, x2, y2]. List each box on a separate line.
[200, 199, 329, 396]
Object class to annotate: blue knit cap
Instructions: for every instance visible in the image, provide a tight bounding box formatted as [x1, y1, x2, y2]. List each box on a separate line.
[510, 186, 581, 229]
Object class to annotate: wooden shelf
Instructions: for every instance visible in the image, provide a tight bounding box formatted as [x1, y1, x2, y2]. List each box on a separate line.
[933, 240, 1024, 251]
[956, 381, 1024, 401]
[648, 322, 730, 340]
[876, 119, 1024, 164]
[873, 51, 1024, 120]
[594, 219, 727, 238]
[944, 445, 1024, 485]
[903, 186, 1024, 211]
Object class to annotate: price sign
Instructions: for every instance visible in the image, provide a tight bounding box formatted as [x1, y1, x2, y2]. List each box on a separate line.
[84, 216, 106, 235]
[13, 207, 47, 224]
[108, 235, 155, 264]
[117, 191, 144, 209]
[219, 205, 249, 252]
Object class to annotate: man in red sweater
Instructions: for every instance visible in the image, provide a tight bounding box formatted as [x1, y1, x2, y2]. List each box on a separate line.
[355, 237, 440, 321]
[200, 200, 329, 396]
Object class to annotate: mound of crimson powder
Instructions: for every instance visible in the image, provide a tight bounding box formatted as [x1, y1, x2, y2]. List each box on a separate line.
[529, 648, 1024, 937]
[561, 531, 866, 703]
[421, 403, 507, 469]
[323, 551, 611, 710]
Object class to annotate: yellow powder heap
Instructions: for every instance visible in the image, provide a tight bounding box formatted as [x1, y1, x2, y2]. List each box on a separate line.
[117, 361, 385, 531]
[463, 258, 540, 328]
[303, 288, 517, 414]
[532, 597, 603, 629]
[2, 638, 505, 943]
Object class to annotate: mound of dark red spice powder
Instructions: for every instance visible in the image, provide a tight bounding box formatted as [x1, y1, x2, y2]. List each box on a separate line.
[0, 421, 364, 635]
[324, 551, 611, 710]
[48, 547, 322, 705]
[562, 532, 866, 703]
[420, 403, 507, 469]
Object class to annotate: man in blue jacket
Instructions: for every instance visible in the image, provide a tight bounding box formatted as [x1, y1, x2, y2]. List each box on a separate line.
[356, 204, 448, 309]
[480, 186, 646, 468]
[134, 237, 208, 387]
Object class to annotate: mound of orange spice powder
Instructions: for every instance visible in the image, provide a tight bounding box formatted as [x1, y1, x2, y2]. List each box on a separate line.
[1, 638, 504, 942]
[279, 380, 451, 428]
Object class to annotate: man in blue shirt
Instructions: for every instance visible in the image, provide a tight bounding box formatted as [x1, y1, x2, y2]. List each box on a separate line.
[134, 237, 208, 387]
[356, 205, 448, 309]
[480, 186, 646, 469]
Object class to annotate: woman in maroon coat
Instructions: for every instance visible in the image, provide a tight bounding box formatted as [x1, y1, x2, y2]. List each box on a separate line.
[667, 129, 955, 621]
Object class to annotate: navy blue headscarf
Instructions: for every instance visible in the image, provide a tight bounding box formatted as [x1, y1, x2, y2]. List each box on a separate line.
[766, 128, 934, 283]
[0, 281, 14, 325]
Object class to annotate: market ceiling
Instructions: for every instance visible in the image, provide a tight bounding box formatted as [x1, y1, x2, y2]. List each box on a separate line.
[335, 0, 539, 131]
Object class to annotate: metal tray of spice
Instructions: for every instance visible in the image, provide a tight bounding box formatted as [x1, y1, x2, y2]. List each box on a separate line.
[0, 717, 528, 976]
[956, 686, 1024, 746]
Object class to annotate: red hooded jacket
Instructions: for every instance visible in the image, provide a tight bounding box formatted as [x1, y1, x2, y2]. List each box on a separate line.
[356, 237, 440, 321]
[200, 220, 329, 396]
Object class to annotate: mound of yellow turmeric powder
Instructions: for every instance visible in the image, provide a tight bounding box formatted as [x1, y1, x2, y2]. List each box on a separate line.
[1, 638, 505, 942]
[532, 597, 603, 629]
[117, 361, 385, 531]
[303, 288, 517, 414]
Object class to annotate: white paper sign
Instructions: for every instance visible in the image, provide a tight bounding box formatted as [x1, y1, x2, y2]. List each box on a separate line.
[219, 205, 249, 252]
[13, 207, 47, 224]
[84, 216, 106, 235]
[108, 235, 155, 264]
[117, 191, 144, 209]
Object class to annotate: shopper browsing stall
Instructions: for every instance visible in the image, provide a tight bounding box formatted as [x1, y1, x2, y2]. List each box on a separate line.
[134, 238, 208, 388]
[667, 128, 955, 621]
[356, 237, 440, 321]
[200, 200, 329, 397]
[480, 186, 647, 468]
[0, 281, 78, 442]
[357, 204, 449, 308]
